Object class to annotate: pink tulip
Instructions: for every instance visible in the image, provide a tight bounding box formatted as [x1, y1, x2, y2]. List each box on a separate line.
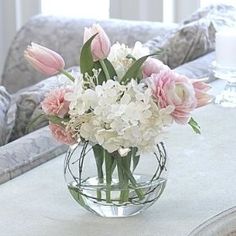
[41, 88, 71, 118]
[49, 124, 76, 145]
[149, 70, 197, 124]
[142, 58, 170, 78]
[192, 80, 213, 107]
[83, 24, 111, 61]
[24, 43, 65, 75]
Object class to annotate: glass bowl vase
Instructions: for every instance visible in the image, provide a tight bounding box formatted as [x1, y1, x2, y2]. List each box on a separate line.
[64, 142, 167, 218]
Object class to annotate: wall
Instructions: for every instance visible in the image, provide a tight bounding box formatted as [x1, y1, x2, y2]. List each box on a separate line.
[0, 0, 17, 84]
[0, 0, 41, 84]
[0, 5, 4, 82]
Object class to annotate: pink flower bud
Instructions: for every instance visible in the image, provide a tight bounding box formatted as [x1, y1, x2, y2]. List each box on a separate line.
[83, 24, 111, 61]
[49, 124, 76, 145]
[192, 80, 213, 108]
[142, 58, 170, 78]
[24, 43, 65, 76]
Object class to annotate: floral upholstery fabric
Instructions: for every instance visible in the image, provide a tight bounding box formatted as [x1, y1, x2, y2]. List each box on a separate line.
[0, 126, 67, 184]
[0, 86, 12, 146]
[145, 19, 215, 69]
[145, 4, 236, 69]
[183, 4, 236, 28]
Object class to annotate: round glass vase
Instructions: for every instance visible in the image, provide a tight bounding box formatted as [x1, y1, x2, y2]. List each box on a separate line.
[64, 142, 167, 218]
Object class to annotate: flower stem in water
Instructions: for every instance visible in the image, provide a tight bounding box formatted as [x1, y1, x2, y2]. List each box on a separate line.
[104, 150, 112, 203]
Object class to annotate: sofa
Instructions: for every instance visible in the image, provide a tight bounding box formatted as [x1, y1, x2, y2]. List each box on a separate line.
[1, 4, 235, 184]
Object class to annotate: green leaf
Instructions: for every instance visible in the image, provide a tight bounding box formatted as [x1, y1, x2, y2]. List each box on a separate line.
[68, 186, 86, 208]
[104, 59, 117, 79]
[104, 150, 114, 185]
[92, 144, 104, 182]
[131, 147, 140, 172]
[103, 149, 114, 203]
[111, 158, 116, 174]
[92, 144, 105, 201]
[118, 157, 144, 200]
[26, 113, 46, 132]
[93, 59, 117, 84]
[80, 33, 98, 76]
[121, 53, 157, 84]
[116, 157, 124, 185]
[188, 117, 201, 134]
[47, 115, 69, 126]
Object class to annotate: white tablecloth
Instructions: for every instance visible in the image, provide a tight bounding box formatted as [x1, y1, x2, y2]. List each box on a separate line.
[0, 80, 236, 236]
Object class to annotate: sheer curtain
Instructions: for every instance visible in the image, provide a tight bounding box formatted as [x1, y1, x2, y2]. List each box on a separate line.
[41, 0, 109, 19]
[0, 0, 41, 82]
[110, 0, 200, 23]
[0, 0, 17, 81]
[201, 0, 236, 7]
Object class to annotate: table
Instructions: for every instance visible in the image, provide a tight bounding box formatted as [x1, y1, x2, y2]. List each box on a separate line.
[0, 80, 236, 236]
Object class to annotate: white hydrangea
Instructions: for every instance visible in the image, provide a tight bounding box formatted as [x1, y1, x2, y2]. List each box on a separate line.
[65, 77, 173, 154]
[108, 42, 150, 80]
[132, 41, 150, 59]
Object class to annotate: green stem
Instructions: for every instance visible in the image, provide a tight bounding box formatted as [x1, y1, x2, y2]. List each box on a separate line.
[117, 154, 144, 201]
[132, 147, 140, 172]
[99, 60, 110, 81]
[92, 145, 104, 201]
[104, 150, 112, 203]
[61, 69, 75, 82]
[122, 164, 144, 200]
[121, 156, 131, 202]
[116, 156, 132, 203]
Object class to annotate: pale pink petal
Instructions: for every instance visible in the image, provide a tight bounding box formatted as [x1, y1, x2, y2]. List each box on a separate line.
[83, 24, 110, 61]
[192, 81, 213, 107]
[49, 124, 76, 145]
[142, 58, 170, 78]
[149, 70, 198, 125]
[24, 43, 65, 76]
[41, 88, 71, 118]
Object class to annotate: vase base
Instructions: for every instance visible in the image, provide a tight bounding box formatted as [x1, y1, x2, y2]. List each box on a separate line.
[67, 175, 167, 217]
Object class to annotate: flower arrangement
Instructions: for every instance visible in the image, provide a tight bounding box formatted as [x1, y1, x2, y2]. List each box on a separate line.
[24, 24, 212, 215]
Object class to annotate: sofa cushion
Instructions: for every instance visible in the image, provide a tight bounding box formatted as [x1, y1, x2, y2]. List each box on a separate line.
[145, 19, 215, 69]
[145, 4, 236, 69]
[183, 4, 236, 29]
[0, 86, 12, 146]
[173, 52, 215, 80]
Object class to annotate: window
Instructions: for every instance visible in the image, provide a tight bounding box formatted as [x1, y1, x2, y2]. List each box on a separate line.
[41, 0, 110, 19]
[201, 0, 236, 7]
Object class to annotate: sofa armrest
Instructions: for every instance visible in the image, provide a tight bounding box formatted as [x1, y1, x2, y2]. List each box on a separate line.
[2, 15, 177, 93]
[0, 126, 67, 185]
